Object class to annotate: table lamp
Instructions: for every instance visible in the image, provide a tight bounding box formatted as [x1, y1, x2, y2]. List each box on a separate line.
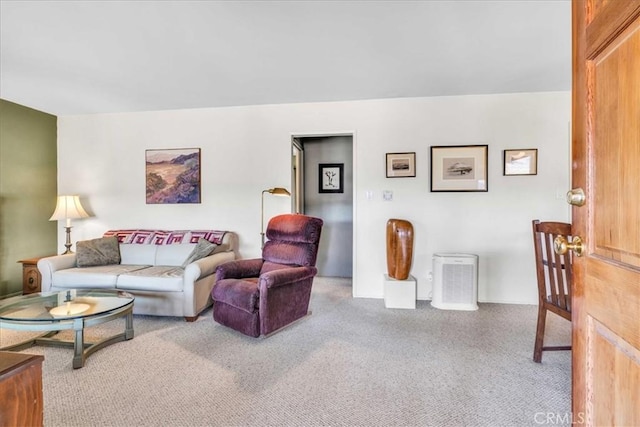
[49, 195, 90, 254]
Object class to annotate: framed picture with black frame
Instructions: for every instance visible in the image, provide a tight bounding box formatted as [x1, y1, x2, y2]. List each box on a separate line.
[318, 163, 344, 193]
[386, 152, 416, 178]
[430, 144, 488, 192]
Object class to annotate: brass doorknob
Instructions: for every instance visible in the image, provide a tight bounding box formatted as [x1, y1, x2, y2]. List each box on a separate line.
[566, 188, 586, 206]
[554, 235, 584, 257]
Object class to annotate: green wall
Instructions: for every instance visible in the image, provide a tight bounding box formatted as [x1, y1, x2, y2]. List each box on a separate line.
[0, 99, 58, 297]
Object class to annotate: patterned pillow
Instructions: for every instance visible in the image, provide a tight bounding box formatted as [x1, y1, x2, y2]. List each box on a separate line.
[181, 238, 217, 268]
[76, 236, 121, 267]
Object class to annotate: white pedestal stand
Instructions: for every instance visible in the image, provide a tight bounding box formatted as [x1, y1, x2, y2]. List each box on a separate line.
[383, 274, 416, 309]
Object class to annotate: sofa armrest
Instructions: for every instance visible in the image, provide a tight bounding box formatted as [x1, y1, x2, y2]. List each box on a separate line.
[184, 252, 236, 283]
[215, 258, 263, 282]
[37, 254, 77, 292]
[213, 232, 239, 258]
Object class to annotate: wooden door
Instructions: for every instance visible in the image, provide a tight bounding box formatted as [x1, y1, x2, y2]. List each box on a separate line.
[572, 0, 640, 425]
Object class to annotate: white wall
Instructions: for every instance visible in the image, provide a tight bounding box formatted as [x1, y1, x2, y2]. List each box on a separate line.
[57, 91, 571, 304]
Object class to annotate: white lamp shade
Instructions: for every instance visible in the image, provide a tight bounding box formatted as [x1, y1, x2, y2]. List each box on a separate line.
[49, 195, 90, 221]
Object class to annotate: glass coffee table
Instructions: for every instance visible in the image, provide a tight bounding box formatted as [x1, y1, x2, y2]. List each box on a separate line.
[0, 289, 134, 369]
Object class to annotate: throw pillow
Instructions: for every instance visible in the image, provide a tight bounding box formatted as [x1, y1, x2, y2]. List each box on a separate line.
[76, 236, 121, 267]
[181, 238, 217, 268]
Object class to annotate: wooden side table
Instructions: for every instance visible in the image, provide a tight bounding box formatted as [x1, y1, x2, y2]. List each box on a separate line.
[17, 256, 52, 294]
[0, 352, 45, 427]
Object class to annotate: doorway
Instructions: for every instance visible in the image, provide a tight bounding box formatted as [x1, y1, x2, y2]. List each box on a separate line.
[291, 134, 353, 278]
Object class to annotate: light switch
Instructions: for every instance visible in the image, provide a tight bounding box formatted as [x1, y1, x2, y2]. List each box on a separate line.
[365, 190, 374, 200]
[383, 190, 393, 201]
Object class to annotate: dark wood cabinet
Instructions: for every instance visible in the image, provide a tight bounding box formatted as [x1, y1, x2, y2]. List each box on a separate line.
[0, 352, 45, 427]
[17, 257, 50, 294]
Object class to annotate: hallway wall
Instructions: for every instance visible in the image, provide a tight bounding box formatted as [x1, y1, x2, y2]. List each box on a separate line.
[302, 136, 353, 277]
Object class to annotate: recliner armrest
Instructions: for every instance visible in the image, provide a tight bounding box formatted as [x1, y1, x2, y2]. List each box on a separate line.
[215, 258, 263, 281]
[259, 266, 318, 290]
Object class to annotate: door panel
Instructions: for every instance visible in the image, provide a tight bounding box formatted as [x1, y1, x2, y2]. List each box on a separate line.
[590, 318, 640, 426]
[592, 17, 640, 267]
[572, 0, 640, 424]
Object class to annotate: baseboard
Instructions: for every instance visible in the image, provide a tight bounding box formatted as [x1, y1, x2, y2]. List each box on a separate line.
[0, 291, 23, 300]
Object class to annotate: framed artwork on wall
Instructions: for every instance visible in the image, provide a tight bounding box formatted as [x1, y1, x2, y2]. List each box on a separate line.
[503, 149, 538, 176]
[430, 145, 488, 192]
[145, 148, 201, 204]
[318, 163, 344, 193]
[386, 152, 416, 178]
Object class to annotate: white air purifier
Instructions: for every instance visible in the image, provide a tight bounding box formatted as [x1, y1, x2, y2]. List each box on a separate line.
[431, 253, 479, 311]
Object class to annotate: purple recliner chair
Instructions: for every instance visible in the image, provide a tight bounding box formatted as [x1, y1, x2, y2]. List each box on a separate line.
[211, 214, 323, 337]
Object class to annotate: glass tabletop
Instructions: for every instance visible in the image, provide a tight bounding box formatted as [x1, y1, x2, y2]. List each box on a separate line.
[0, 289, 134, 322]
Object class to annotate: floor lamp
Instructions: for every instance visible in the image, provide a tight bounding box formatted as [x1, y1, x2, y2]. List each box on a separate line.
[49, 195, 91, 254]
[261, 187, 291, 248]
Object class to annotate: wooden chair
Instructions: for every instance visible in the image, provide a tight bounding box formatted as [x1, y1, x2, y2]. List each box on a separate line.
[532, 220, 573, 363]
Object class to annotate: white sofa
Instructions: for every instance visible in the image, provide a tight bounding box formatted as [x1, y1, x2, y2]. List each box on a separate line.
[38, 229, 238, 321]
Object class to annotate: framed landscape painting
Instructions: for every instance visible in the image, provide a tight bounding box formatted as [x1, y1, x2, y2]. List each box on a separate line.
[386, 152, 416, 178]
[146, 148, 201, 204]
[430, 145, 488, 192]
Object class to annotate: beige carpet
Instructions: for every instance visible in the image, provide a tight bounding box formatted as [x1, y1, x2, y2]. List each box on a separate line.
[0, 277, 571, 427]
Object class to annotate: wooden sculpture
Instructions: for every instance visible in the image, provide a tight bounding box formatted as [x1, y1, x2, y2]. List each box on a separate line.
[386, 219, 414, 280]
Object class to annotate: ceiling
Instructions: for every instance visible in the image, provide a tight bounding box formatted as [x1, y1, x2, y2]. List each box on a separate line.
[0, 1, 571, 116]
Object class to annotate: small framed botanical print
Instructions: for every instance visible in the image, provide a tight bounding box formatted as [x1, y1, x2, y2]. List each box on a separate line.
[319, 163, 344, 193]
